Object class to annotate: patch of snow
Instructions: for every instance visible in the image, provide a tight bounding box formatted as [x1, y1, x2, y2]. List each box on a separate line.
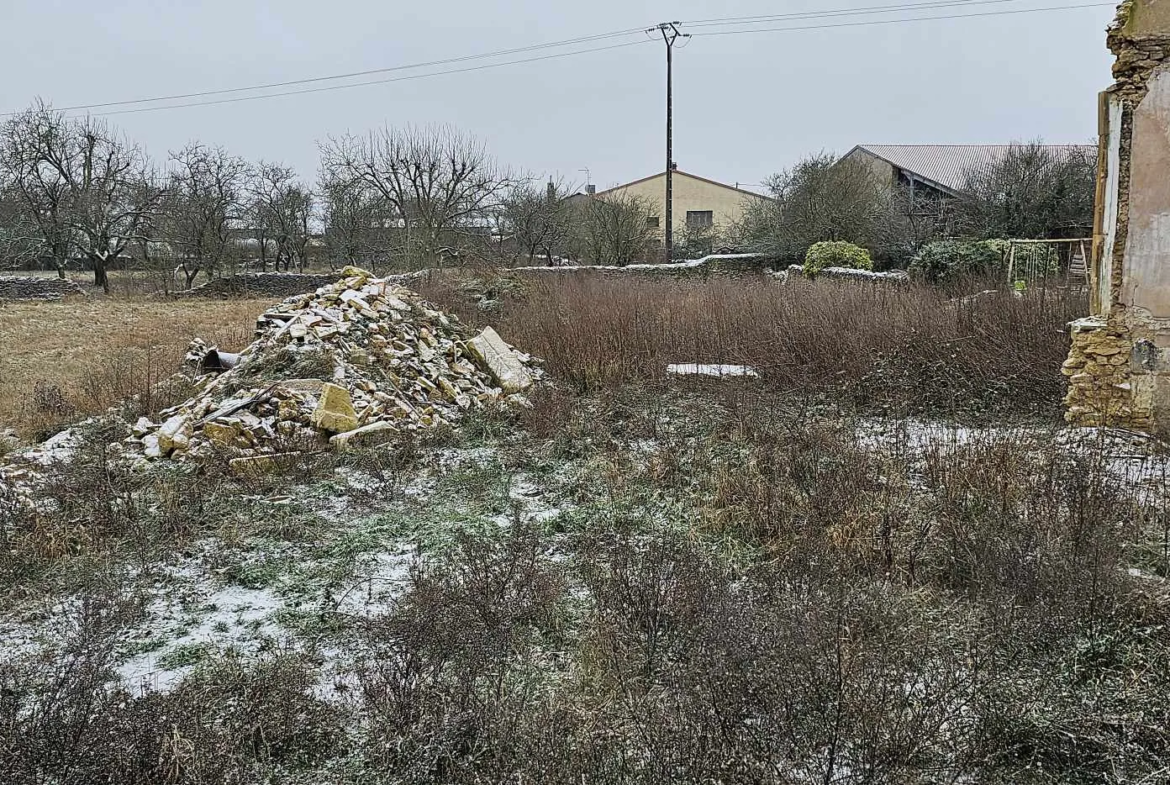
[334, 548, 416, 619]
[666, 363, 759, 378]
[118, 583, 284, 695]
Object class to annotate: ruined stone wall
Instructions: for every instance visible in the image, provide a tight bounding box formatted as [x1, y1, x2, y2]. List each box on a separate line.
[1063, 317, 1147, 426]
[1064, 1, 1170, 432]
[0, 276, 85, 301]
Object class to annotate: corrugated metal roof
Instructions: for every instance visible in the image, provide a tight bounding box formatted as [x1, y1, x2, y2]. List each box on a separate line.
[852, 144, 1096, 194]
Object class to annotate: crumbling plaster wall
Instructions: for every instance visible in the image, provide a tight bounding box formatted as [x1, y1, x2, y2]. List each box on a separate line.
[1065, 1, 1170, 432]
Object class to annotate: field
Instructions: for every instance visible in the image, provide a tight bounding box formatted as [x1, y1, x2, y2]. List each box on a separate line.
[3, 274, 1170, 784]
[0, 296, 274, 440]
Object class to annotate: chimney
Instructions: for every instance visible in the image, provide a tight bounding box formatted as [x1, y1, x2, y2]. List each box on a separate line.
[586, 184, 597, 195]
[547, 179, 556, 202]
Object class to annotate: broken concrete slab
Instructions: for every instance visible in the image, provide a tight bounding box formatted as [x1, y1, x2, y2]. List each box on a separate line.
[467, 326, 534, 394]
[328, 420, 397, 451]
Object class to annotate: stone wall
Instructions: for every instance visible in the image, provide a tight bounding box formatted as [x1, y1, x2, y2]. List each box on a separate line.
[179, 273, 343, 299]
[511, 253, 781, 280]
[0, 276, 85, 301]
[1065, 1, 1170, 432]
[1063, 317, 1149, 427]
[177, 270, 433, 300]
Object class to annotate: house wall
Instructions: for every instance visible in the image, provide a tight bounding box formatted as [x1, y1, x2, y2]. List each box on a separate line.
[1064, 0, 1170, 433]
[838, 148, 898, 188]
[1126, 0, 1170, 33]
[603, 173, 767, 237]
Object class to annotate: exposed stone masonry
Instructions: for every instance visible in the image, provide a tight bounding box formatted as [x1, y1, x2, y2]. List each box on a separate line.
[1063, 317, 1149, 428]
[178, 273, 348, 299]
[0, 276, 84, 301]
[1064, 1, 1170, 432]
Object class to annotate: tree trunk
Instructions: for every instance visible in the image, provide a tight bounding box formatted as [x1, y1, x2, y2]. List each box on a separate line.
[89, 254, 110, 294]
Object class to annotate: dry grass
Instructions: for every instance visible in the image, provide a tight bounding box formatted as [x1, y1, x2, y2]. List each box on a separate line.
[0, 295, 275, 439]
[420, 274, 1087, 418]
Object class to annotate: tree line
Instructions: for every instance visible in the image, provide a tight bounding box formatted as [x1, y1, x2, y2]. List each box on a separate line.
[0, 103, 661, 291]
[736, 143, 1097, 269]
[0, 101, 1097, 289]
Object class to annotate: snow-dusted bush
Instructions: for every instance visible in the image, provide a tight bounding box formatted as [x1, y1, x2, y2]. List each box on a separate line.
[803, 241, 873, 278]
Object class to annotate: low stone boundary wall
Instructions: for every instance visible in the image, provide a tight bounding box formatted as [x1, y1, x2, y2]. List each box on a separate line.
[0, 276, 85, 301]
[511, 253, 782, 280]
[174, 257, 913, 300]
[178, 270, 432, 299]
[179, 273, 342, 299]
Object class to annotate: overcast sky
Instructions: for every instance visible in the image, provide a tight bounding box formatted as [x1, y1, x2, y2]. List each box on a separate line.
[0, 0, 1116, 192]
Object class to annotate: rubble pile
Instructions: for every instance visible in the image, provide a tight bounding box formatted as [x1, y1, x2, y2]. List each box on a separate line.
[129, 267, 541, 470]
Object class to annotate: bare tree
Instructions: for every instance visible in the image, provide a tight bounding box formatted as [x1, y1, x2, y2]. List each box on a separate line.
[317, 173, 389, 271]
[957, 140, 1096, 240]
[0, 102, 161, 291]
[319, 124, 511, 269]
[0, 185, 46, 269]
[741, 152, 910, 264]
[568, 191, 655, 266]
[160, 142, 248, 288]
[247, 162, 314, 272]
[499, 179, 574, 266]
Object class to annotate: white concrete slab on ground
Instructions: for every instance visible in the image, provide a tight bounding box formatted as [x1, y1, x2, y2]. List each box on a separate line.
[666, 363, 760, 378]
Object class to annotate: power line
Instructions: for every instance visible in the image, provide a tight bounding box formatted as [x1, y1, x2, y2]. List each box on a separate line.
[38, 2, 1007, 116]
[683, 0, 1014, 27]
[85, 40, 653, 118]
[5, 2, 1110, 119]
[689, 2, 1114, 38]
[3, 27, 646, 116]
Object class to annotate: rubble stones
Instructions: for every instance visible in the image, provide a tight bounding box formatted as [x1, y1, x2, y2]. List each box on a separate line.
[329, 420, 396, 451]
[311, 383, 359, 433]
[131, 266, 542, 462]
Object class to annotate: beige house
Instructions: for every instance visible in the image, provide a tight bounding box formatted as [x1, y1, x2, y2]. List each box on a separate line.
[593, 169, 771, 238]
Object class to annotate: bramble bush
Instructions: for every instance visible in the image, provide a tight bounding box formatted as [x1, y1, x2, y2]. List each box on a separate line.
[909, 239, 1004, 284]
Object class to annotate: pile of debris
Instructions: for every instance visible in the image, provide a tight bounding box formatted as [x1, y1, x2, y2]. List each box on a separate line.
[128, 267, 540, 471]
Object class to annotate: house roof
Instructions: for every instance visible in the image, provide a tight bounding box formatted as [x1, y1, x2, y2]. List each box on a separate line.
[593, 169, 772, 200]
[845, 144, 1096, 195]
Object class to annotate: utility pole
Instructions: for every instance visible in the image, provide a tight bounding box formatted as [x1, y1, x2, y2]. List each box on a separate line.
[649, 21, 687, 262]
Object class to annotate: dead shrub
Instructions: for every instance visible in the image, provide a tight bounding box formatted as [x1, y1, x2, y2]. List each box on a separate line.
[148, 653, 346, 782]
[356, 523, 565, 781]
[420, 274, 1083, 417]
[0, 577, 145, 785]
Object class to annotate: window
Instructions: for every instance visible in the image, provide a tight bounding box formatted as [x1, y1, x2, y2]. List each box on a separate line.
[686, 210, 714, 228]
[646, 216, 660, 228]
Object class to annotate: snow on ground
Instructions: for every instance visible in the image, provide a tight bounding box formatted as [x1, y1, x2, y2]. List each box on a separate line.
[666, 363, 760, 378]
[855, 418, 1170, 502]
[119, 581, 284, 694]
[0, 439, 585, 699]
[333, 547, 416, 619]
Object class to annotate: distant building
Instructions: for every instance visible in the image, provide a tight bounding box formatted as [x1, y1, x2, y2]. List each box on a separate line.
[589, 168, 772, 239]
[839, 144, 1097, 200]
[838, 144, 1097, 236]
